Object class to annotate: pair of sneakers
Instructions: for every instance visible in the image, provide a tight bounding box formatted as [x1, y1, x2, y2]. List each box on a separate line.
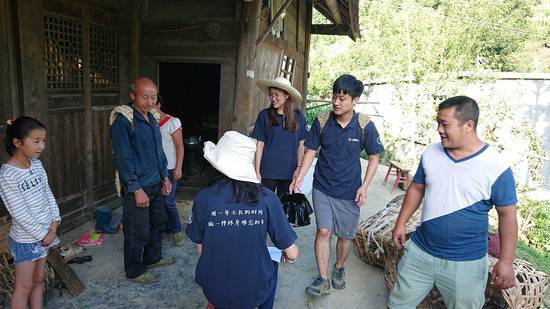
[129, 256, 175, 284]
[305, 264, 346, 296]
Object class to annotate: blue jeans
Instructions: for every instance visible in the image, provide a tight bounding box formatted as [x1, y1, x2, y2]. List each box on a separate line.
[164, 169, 182, 233]
[122, 183, 167, 279]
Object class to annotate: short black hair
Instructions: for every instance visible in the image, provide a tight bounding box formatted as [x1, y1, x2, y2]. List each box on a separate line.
[333, 74, 364, 98]
[438, 96, 479, 130]
[3, 116, 46, 156]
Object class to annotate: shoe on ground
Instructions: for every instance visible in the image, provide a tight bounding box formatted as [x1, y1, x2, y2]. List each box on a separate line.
[162, 232, 172, 240]
[332, 265, 346, 289]
[129, 271, 160, 284]
[60, 244, 84, 262]
[173, 233, 184, 247]
[305, 276, 331, 296]
[146, 257, 175, 269]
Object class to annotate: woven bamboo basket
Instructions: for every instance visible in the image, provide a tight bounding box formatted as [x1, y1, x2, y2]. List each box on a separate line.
[354, 194, 424, 268]
[486, 255, 548, 309]
[0, 252, 15, 295]
[354, 195, 406, 267]
[0, 216, 10, 255]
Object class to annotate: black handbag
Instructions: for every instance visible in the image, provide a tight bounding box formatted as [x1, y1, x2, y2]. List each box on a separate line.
[280, 193, 313, 227]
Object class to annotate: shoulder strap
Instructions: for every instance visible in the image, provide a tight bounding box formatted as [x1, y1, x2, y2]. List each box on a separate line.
[317, 110, 331, 133]
[357, 112, 371, 147]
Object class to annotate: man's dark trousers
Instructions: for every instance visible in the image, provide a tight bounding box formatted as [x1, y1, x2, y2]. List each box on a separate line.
[122, 183, 167, 279]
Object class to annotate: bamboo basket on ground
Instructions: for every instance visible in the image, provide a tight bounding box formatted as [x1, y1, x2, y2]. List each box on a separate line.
[0, 216, 10, 254]
[486, 255, 548, 309]
[354, 195, 423, 268]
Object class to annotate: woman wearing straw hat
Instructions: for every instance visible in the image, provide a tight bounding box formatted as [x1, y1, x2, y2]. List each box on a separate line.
[185, 131, 299, 309]
[252, 77, 307, 198]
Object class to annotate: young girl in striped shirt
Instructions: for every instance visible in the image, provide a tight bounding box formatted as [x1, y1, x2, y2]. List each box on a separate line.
[0, 116, 60, 309]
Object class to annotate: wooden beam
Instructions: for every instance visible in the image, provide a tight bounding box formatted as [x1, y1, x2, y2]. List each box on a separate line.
[326, 0, 342, 24]
[301, 0, 313, 109]
[255, 0, 294, 46]
[311, 24, 348, 35]
[47, 249, 85, 296]
[232, 0, 262, 133]
[130, 0, 141, 80]
[348, 0, 358, 40]
[82, 5, 94, 223]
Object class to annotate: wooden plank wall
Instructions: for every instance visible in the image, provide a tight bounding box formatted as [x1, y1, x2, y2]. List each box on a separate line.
[2, 0, 130, 231]
[140, 0, 240, 137]
[0, 0, 21, 216]
[251, 0, 310, 126]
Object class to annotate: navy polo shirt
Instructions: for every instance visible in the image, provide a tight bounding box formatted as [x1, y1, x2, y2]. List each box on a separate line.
[251, 108, 308, 180]
[110, 108, 169, 193]
[185, 181, 297, 309]
[305, 111, 384, 200]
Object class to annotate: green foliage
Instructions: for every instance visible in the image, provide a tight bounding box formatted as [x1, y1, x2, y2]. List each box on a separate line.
[308, 0, 544, 99]
[516, 240, 550, 274]
[518, 197, 550, 253]
[305, 103, 332, 125]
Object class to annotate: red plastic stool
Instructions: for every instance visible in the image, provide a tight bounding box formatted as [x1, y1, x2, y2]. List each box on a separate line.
[383, 160, 411, 192]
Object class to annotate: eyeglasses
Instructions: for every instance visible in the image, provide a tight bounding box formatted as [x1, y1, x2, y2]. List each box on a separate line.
[268, 92, 285, 99]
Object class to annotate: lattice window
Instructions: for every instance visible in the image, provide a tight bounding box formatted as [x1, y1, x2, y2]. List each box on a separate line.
[90, 24, 119, 90]
[279, 54, 295, 82]
[44, 15, 83, 91]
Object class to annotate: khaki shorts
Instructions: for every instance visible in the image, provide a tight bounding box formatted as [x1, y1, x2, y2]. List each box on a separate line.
[388, 240, 488, 309]
[311, 188, 360, 239]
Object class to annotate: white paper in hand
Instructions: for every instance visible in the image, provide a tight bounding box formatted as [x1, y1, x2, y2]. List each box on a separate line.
[267, 246, 282, 263]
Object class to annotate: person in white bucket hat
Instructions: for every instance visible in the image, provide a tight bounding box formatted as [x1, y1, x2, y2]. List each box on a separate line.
[252, 77, 308, 198]
[185, 131, 299, 309]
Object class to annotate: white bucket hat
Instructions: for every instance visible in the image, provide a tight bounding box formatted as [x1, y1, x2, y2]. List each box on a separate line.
[203, 131, 260, 183]
[256, 77, 303, 103]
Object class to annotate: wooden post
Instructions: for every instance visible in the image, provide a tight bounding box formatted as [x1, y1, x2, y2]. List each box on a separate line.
[47, 249, 85, 296]
[232, 0, 261, 134]
[17, 0, 48, 120]
[82, 5, 94, 215]
[130, 0, 142, 80]
[301, 0, 313, 110]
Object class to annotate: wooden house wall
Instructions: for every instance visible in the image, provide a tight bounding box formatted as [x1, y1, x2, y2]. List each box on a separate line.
[0, 0, 131, 231]
[139, 0, 240, 137]
[1, 0, 313, 230]
[250, 0, 311, 125]
[140, 0, 312, 135]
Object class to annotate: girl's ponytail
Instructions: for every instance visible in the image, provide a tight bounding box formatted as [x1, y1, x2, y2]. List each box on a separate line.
[3, 117, 46, 156]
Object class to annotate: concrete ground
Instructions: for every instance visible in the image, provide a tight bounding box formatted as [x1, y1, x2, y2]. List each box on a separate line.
[45, 161, 402, 309]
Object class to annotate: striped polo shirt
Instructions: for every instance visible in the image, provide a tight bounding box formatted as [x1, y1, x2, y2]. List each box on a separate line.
[0, 159, 60, 243]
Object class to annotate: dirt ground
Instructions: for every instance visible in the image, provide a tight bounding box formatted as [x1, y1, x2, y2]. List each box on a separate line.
[44, 162, 401, 309]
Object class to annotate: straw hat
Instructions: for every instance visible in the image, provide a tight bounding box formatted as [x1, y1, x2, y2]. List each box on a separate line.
[256, 77, 302, 103]
[203, 131, 260, 183]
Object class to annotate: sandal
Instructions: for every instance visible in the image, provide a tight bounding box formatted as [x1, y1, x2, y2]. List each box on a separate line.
[67, 255, 93, 264]
[60, 244, 84, 261]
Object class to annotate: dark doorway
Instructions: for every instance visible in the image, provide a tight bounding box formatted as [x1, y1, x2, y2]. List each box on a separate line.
[158, 62, 220, 190]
